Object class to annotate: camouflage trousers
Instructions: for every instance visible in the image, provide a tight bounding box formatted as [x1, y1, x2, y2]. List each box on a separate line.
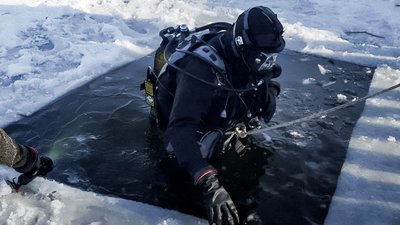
[0, 128, 26, 168]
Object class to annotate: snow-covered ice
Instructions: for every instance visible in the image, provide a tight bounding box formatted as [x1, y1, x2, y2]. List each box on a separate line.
[336, 94, 347, 103]
[325, 66, 400, 225]
[0, 166, 206, 225]
[0, 0, 399, 224]
[318, 64, 331, 75]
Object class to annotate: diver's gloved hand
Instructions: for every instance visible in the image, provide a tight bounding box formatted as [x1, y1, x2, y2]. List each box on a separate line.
[194, 168, 240, 225]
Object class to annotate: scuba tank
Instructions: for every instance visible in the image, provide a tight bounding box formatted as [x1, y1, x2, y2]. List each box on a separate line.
[141, 22, 231, 119]
[153, 22, 231, 76]
[154, 24, 189, 76]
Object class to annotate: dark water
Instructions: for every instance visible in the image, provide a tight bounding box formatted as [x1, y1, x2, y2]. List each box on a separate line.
[5, 51, 373, 225]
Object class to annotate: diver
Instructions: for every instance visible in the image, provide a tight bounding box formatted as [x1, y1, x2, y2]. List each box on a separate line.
[148, 6, 285, 225]
[0, 128, 53, 192]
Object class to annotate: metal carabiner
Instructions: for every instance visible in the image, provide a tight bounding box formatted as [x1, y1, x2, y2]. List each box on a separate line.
[235, 122, 248, 139]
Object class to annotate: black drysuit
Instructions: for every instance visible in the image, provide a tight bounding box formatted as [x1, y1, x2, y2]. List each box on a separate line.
[155, 35, 280, 179]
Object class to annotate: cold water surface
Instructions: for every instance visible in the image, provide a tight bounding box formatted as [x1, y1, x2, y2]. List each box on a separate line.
[6, 51, 373, 225]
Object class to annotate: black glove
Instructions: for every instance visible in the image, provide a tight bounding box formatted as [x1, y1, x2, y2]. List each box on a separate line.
[195, 170, 240, 225]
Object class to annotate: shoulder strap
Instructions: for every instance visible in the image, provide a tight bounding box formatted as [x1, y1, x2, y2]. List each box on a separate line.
[162, 34, 227, 79]
[191, 45, 226, 72]
[167, 43, 226, 74]
[168, 42, 191, 65]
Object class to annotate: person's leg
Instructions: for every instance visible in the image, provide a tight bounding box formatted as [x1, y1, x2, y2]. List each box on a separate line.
[0, 128, 27, 168]
[0, 128, 40, 173]
[1, 128, 54, 191]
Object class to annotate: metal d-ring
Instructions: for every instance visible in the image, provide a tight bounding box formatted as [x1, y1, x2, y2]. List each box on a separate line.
[235, 123, 248, 139]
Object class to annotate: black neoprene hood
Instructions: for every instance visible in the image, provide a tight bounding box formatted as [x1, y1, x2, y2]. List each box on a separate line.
[233, 6, 285, 53]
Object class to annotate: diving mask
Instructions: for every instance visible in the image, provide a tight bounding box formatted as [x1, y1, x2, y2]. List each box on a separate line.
[245, 50, 278, 73]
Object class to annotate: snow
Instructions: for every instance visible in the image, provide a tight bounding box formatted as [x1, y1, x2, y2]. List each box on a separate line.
[336, 94, 347, 103]
[0, 167, 204, 225]
[303, 78, 317, 85]
[0, 0, 399, 224]
[318, 64, 331, 75]
[325, 67, 400, 225]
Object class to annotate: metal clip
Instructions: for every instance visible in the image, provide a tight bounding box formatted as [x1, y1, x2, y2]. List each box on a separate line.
[235, 123, 247, 139]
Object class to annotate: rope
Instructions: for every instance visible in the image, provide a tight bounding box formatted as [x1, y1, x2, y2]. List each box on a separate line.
[226, 82, 400, 136]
